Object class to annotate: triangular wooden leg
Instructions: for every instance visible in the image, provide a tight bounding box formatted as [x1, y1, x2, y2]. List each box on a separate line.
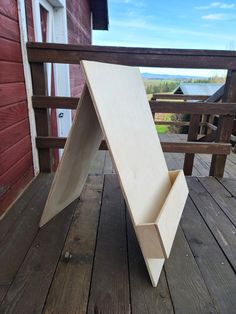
[40, 86, 103, 226]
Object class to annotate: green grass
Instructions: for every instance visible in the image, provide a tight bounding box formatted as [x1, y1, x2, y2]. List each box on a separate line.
[156, 125, 169, 134]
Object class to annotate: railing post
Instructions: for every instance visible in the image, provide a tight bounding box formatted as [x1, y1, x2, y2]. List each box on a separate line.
[209, 70, 236, 177]
[183, 114, 201, 175]
[31, 63, 51, 172]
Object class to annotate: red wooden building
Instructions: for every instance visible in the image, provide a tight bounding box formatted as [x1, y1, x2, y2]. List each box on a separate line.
[0, 0, 108, 216]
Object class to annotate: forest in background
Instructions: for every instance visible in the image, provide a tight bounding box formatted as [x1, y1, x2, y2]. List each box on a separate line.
[144, 75, 225, 95]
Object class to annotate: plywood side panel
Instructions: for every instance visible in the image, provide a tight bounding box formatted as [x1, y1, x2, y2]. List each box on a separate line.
[40, 87, 103, 226]
[82, 61, 171, 225]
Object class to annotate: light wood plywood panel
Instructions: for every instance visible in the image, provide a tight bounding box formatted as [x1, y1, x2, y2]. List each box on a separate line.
[40, 61, 188, 286]
[81, 61, 172, 225]
[40, 87, 103, 226]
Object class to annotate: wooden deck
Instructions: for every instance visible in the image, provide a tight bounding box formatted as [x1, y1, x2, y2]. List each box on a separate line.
[1, 146, 236, 313]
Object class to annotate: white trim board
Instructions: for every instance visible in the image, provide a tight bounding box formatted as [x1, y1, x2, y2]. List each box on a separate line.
[17, 0, 39, 175]
[40, 61, 188, 287]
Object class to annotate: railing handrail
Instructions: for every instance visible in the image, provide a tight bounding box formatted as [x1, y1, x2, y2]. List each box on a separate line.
[27, 42, 236, 69]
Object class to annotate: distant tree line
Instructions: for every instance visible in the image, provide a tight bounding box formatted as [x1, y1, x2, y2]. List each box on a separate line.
[145, 75, 225, 95]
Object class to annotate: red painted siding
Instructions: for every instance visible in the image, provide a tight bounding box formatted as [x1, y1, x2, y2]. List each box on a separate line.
[66, 0, 92, 97]
[0, 0, 33, 216]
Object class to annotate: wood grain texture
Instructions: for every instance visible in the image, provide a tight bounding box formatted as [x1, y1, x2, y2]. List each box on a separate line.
[0, 168, 33, 217]
[0, 200, 77, 313]
[0, 136, 31, 175]
[181, 196, 236, 313]
[0, 151, 33, 198]
[27, 42, 236, 69]
[0, 38, 22, 62]
[44, 175, 103, 314]
[150, 101, 236, 115]
[32, 95, 79, 109]
[165, 227, 217, 313]
[35, 136, 231, 154]
[184, 114, 201, 175]
[87, 175, 130, 314]
[199, 177, 236, 226]
[0, 13, 20, 42]
[0, 61, 24, 83]
[0, 82, 26, 107]
[127, 210, 174, 314]
[0, 0, 18, 21]
[0, 102, 28, 131]
[40, 87, 103, 226]
[187, 177, 236, 270]
[0, 175, 53, 302]
[0, 119, 30, 153]
[210, 70, 236, 177]
[31, 63, 51, 172]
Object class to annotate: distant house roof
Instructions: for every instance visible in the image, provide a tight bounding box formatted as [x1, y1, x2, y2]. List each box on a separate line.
[174, 83, 223, 96]
[91, 0, 109, 30]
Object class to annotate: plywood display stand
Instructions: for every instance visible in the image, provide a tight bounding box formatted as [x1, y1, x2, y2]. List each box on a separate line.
[40, 61, 189, 287]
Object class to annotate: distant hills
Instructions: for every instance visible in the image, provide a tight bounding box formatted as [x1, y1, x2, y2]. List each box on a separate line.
[141, 72, 209, 80]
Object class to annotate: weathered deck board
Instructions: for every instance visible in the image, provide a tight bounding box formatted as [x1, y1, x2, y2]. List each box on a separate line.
[187, 177, 236, 270]
[127, 211, 174, 314]
[87, 175, 130, 314]
[0, 199, 78, 313]
[1, 173, 236, 313]
[43, 175, 104, 314]
[181, 197, 236, 313]
[164, 227, 217, 313]
[0, 174, 53, 302]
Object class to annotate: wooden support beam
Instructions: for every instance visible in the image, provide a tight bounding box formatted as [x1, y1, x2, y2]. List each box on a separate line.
[183, 115, 201, 175]
[32, 96, 79, 109]
[151, 94, 208, 101]
[198, 132, 216, 143]
[31, 63, 51, 172]
[210, 70, 236, 177]
[36, 137, 231, 155]
[27, 42, 236, 69]
[150, 101, 236, 114]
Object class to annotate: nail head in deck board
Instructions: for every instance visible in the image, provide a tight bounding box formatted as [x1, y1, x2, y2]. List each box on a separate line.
[43, 175, 104, 314]
[164, 227, 217, 314]
[126, 210, 174, 314]
[0, 175, 53, 302]
[0, 200, 78, 313]
[198, 177, 236, 227]
[87, 175, 130, 314]
[187, 177, 236, 270]
[181, 197, 236, 313]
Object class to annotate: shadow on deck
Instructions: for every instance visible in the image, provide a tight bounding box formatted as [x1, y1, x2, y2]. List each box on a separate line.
[0, 169, 236, 313]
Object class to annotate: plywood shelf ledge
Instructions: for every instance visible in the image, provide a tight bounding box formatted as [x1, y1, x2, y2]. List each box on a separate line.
[136, 170, 188, 260]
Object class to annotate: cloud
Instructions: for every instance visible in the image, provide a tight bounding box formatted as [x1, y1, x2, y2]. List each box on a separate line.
[202, 13, 236, 20]
[195, 2, 235, 10]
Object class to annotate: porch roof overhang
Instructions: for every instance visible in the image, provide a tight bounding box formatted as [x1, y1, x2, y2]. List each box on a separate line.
[91, 0, 109, 30]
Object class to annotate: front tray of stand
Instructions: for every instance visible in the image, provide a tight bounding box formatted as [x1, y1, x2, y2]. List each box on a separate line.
[134, 170, 188, 259]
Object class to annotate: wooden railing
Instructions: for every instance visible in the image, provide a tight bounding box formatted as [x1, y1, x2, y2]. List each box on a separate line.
[27, 42, 236, 177]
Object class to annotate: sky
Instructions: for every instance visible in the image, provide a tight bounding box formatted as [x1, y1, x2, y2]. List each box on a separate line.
[92, 0, 236, 77]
